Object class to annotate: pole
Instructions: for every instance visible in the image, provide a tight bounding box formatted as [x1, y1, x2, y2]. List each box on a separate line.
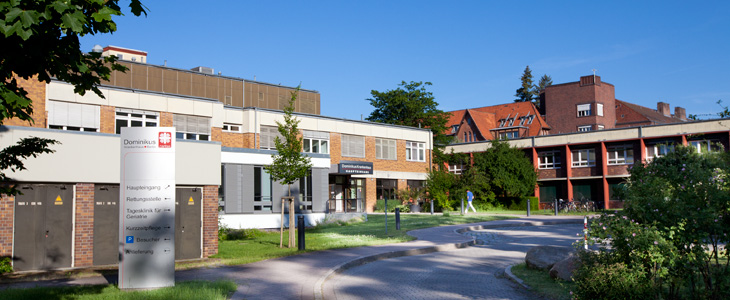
[430, 199, 434, 215]
[554, 199, 558, 216]
[298, 215, 305, 250]
[584, 216, 588, 250]
[280, 199, 285, 248]
[461, 198, 464, 215]
[289, 199, 295, 248]
[527, 198, 531, 217]
[385, 198, 388, 234]
[395, 208, 401, 230]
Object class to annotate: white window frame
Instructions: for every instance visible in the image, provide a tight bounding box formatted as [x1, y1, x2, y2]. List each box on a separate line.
[689, 140, 721, 153]
[597, 125, 605, 130]
[303, 130, 329, 154]
[115, 108, 158, 134]
[499, 131, 519, 139]
[222, 123, 242, 133]
[448, 163, 463, 175]
[375, 138, 397, 160]
[538, 151, 561, 169]
[571, 149, 596, 167]
[47, 100, 100, 132]
[597, 103, 604, 116]
[607, 145, 634, 165]
[341, 134, 365, 158]
[577, 104, 591, 117]
[406, 141, 426, 162]
[646, 144, 673, 161]
[173, 114, 211, 141]
[578, 125, 592, 132]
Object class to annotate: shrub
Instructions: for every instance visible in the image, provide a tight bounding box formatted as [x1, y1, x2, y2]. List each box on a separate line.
[220, 228, 265, 241]
[373, 199, 411, 213]
[573, 260, 654, 300]
[0, 256, 12, 274]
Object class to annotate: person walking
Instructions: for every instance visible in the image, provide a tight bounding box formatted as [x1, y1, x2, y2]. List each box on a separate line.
[466, 189, 477, 213]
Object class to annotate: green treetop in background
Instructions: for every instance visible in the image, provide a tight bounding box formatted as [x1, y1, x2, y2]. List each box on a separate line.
[514, 66, 537, 103]
[473, 140, 537, 198]
[0, 0, 146, 196]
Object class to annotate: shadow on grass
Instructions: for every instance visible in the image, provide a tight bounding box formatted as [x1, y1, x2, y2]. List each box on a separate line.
[0, 280, 236, 300]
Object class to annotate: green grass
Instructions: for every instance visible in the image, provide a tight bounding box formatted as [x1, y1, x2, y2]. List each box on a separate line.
[0, 280, 237, 300]
[477, 208, 617, 216]
[510, 263, 575, 300]
[213, 213, 514, 265]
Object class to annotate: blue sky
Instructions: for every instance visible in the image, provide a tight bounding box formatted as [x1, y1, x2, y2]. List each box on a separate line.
[80, 1, 730, 120]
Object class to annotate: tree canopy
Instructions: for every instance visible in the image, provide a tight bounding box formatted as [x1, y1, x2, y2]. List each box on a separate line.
[514, 66, 537, 103]
[535, 74, 553, 94]
[366, 81, 451, 147]
[472, 140, 537, 198]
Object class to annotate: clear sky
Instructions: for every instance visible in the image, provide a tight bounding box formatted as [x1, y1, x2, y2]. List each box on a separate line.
[80, 1, 730, 120]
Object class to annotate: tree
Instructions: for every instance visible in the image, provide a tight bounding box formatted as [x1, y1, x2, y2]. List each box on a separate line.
[534, 74, 553, 94]
[0, 0, 146, 196]
[514, 66, 537, 103]
[266, 87, 312, 248]
[367, 81, 452, 151]
[472, 140, 537, 198]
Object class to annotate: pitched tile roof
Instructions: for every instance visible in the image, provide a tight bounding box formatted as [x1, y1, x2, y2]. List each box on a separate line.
[616, 99, 685, 125]
[446, 102, 550, 139]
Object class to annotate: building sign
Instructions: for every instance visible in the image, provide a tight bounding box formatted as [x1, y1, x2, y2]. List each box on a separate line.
[338, 161, 373, 174]
[119, 127, 176, 289]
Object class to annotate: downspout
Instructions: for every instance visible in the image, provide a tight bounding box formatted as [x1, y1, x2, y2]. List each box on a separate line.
[254, 107, 258, 149]
[429, 129, 433, 172]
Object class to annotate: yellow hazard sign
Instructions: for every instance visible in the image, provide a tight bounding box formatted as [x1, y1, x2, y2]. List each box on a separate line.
[188, 196, 194, 205]
[55, 195, 63, 205]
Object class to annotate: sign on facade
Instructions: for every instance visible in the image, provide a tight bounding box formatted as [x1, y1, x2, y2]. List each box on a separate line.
[119, 127, 176, 289]
[338, 161, 374, 174]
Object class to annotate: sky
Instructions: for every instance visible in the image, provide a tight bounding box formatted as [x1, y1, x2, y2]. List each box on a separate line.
[80, 1, 730, 120]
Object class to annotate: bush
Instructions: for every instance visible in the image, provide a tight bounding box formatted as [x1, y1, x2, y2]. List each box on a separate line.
[219, 228, 265, 241]
[373, 199, 410, 213]
[574, 260, 654, 300]
[0, 256, 12, 274]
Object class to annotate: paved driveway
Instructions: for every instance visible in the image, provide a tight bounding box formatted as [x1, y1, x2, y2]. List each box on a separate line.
[327, 224, 584, 300]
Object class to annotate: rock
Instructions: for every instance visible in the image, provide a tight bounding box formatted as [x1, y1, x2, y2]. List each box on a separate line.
[525, 245, 573, 270]
[549, 253, 581, 281]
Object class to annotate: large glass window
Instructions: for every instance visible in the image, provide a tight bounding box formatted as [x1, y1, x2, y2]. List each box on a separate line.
[499, 131, 519, 139]
[578, 125, 592, 132]
[571, 149, 596, 167]
[689, 140, 722, 153]
[646, 144, 673, 161]
[299, 172, 313, 211]
[406, 141, 425, 162]
[607, 145, 634, 165]
[173, 114, 210, 141]
[341, 134, 365, 158]
[376, 179, 397, 200]
[303, 130, 329, 154]
[115, 108, 158, 134]
[253, 166, 272, 211]
[538, 150, 561, 169]
[259, 126, 282, 150]
[47, 100, 100, 132]
[375, 138, 397, 160]
[577, 104, 591, 117]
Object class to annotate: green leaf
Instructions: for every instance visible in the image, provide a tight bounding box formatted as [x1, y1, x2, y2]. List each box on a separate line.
[19, 10, 39, 27]
[5, 7, 22, 21]
[60, 13, 83, 33]
[92, 6, 118, 22]
[51, 1, 70, 14]
[16, 28, 31, 40]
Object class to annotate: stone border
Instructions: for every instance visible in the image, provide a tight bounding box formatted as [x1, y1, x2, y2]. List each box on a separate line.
[505, 264, 530, 290]
[314, 219, 582, 299]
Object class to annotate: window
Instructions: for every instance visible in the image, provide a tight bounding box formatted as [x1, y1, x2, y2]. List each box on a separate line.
[173, 114, 210, 141]
[499, 131, 519, 139]
[689, 140, 722, 153]
[303, 130, 329, 154]
[47, 100, 100, 132]
[375, 138, 397, 160]
[538, 151, 561, 169]
[646, 144, 673, 161]
[597, 103, 604, 116]
[451, 125, 459, 134]
[577, 104, 591, 117]
[597, 125, 605, 130]
[571, 149, 596, 167]
[527, 115, 534, 124]
[463, 132, 467, 142]
[253, 166, 272, 211]
[448, 163, 463, 175]
[341, 134, 365, 158]
[222, 123, 241, 133]
[115, 108, 158, 134]
[578, 125, 592, 132]
[259, 126, 282, 150]
[299, 172, 313, 211]
[607, 145, 634, 165]
[406, 141, 426, 162]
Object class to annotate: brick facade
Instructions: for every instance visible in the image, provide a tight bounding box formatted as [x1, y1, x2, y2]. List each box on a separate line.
[4, 76, 46, 128]
[211, 127, 222, 143]
[202, 185, 218, 257]
[329, 133, 429, 174]
[0, 194, 13, 257]
[160, 112, 173, 127]
[100, 105, 116, 133]
[74, 183, 95, 267]
[543, 75, 616, 134]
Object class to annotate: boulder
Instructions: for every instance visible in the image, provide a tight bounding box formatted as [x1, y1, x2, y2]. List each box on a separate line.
[525, 245, 573, 270]
[549, 253, 581, 281]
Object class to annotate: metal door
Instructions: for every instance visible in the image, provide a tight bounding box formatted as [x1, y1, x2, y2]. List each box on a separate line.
[13, 185, 73, 271]
[93, 185, 119, 266]
[175, 188, 201, 260]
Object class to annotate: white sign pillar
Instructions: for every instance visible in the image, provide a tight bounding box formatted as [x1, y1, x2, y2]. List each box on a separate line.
[119, 127, 176, 289]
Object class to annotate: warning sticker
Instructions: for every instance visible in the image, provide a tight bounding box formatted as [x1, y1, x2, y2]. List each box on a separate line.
[188, 196, 194, 205]
[55, 195, 63, 205]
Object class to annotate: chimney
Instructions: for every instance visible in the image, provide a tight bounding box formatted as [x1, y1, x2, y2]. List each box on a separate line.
[657, 102, 670, 116]
[579, 75, 601, 86]
[674, 106, 687, 121]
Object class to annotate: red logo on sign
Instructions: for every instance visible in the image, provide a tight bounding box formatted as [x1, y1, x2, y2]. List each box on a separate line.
[159, 132, 172, 148]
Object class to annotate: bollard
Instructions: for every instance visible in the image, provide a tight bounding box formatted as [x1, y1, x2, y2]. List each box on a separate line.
[554, 199, 558, 216]
[584, 216, 588, 250]
[430, 200, 434, 215]
[527, 198, 531, 217]
[385, 198, 388, 234]
[395, 207, 401, 230]
[461, 198, 464, 215]
[297, 215, 305, 250]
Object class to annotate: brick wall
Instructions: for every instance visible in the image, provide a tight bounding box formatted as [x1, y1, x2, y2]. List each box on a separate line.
[202, 185, 218, 257]
[4, 76, 47, 128]
[365, 178, 377, 212]
[329, 133, 429, 174]
[222, 132, 243, 148]
[74, 183, 94, 267]
[544, 76, 616, 134]
[160, 112, 173, 127]
[211, 127, 222, 143]
[0, 194, 13, 257]
[100, 105, 116, 133]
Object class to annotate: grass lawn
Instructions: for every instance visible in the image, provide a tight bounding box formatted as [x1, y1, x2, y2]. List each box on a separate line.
[213, 213, 514, 265]
[0, 280, 236, 300]
[477, 208, 618, 216]
[510, 263, 574, 300]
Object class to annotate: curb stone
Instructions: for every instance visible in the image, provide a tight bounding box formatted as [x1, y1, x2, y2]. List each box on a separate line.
[505, 264, 531, 290]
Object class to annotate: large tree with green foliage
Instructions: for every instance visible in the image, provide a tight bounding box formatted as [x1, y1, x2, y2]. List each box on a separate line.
[366, 81, 451, 156]
[534, 74, 552, 94]
[0, 0, 146, 196]
[472, 140, 537, 198]
[514, 66, 537, 103]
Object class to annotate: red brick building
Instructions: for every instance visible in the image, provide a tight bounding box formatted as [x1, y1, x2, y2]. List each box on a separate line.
[445, 101, 551, 143]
